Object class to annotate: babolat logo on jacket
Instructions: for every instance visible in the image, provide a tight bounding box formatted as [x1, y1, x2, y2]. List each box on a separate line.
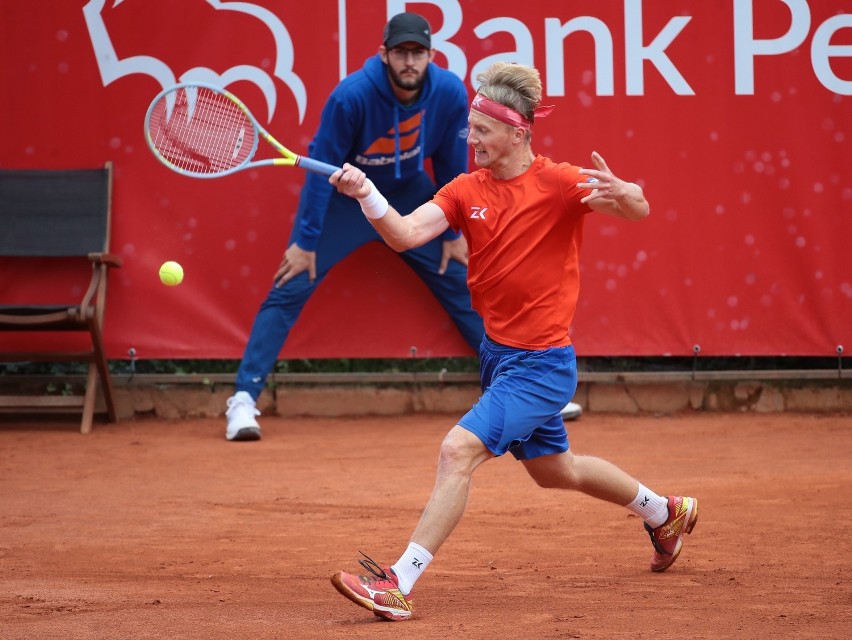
[357, 113, 424, 167]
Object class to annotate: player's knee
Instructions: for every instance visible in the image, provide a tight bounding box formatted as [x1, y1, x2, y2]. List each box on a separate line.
[532, 470, 579, 490]
[436, 427, 488, 476]
[436, 437, 469, 472]
[526, 451, 580, 490]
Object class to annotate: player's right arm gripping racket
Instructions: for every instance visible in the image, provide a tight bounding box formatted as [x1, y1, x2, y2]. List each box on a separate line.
[144, 82, 340, 179]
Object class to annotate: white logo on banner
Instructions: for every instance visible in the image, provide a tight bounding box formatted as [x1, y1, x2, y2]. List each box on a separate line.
[82, 0, 307, 123]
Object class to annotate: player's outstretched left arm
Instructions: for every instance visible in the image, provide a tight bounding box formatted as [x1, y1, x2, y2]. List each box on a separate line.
[577, 151, 650, 221]
[330, 163, 450, 251]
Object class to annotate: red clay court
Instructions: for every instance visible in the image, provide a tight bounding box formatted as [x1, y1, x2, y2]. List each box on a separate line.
[1, 411, 849, 639]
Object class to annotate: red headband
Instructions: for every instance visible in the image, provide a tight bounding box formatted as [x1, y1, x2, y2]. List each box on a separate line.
[470, 94, 555, 130]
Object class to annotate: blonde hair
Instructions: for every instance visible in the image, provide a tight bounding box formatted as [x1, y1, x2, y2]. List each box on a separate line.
[474, 62, 542, 123]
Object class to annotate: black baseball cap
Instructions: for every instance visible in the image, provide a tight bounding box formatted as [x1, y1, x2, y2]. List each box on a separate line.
[383, 12, 431, 49]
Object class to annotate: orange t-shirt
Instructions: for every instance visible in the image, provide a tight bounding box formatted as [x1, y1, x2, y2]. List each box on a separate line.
[434, 155, 591, 349]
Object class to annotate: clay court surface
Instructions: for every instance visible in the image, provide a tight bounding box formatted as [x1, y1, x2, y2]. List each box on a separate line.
[1, 412, 849, 639]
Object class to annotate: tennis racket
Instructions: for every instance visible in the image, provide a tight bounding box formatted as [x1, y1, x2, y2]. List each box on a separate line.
[144, 82, 339, 179]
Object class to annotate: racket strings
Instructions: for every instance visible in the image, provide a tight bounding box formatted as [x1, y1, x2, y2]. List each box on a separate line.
[147, 87, 256, 175]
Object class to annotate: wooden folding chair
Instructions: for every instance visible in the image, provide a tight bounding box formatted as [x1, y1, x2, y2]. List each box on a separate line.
[0, 162, 123, 433]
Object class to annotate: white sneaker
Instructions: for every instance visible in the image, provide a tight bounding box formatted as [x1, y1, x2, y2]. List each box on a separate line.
[560, 401, 583, 421]
[225, 391, 262, 441]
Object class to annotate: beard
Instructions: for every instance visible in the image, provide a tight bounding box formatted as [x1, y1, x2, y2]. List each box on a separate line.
[388, 65, 426, 93]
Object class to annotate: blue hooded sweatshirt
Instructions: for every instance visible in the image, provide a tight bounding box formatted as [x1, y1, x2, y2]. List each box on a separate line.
[294, 54, 470, 251]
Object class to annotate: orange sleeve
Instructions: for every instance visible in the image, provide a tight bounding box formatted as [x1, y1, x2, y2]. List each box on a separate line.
[432, 176, 463, 233]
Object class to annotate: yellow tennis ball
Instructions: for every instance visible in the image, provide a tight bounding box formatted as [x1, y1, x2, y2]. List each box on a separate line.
[159, 261, 184, 286]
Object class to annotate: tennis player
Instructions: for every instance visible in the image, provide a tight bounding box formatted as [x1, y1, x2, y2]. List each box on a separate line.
[328, 61, 698, 621]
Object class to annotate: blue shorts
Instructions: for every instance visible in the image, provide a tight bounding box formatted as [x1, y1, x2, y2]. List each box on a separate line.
[458, 336, 578, 461]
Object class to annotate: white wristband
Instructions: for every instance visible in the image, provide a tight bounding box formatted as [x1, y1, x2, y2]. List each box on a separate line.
[358, 180, 389, 220]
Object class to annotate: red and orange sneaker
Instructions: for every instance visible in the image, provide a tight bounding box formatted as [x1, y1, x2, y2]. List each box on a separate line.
[331, 553, 413, 621]
[644, 496, 699, 572]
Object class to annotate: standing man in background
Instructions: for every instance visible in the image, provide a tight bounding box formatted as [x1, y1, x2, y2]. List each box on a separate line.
[225, 12, 479, 440]
[225, 12, 582, 441]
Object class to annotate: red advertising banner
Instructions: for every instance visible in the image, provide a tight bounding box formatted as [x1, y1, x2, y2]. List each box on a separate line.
[1, 0, 849, 359]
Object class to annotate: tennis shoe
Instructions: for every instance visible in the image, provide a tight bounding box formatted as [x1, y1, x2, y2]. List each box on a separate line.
[644, 495, 699, 572]
[560, 401, 583, 421]
[331, 553, 413, 621]
[225, 391, 261, 441]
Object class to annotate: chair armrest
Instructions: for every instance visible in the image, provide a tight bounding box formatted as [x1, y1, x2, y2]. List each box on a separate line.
[78, 252, 123, 317]
[88, 252, 124, 268]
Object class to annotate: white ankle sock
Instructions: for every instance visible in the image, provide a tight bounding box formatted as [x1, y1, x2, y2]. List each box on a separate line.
[391, 542, 433, 596]
[627, 484, 669, 528]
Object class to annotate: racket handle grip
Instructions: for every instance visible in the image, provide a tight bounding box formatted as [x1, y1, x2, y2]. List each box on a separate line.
[298, 157, 340, 177]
